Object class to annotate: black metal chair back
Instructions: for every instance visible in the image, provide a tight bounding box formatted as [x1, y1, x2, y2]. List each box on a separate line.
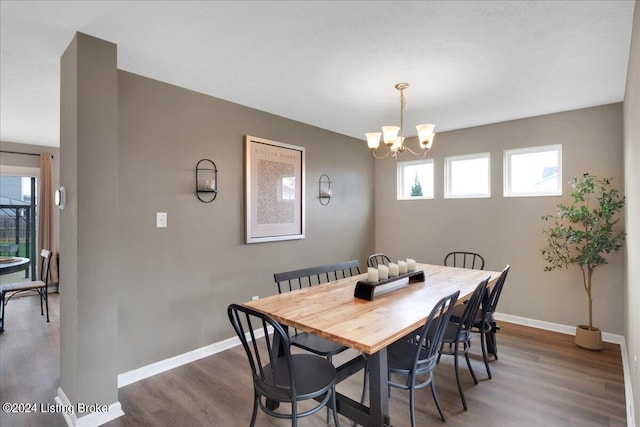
[477, 265, 510, 378]
[458, 276, 490, 335]
[228, 304, 294, 396]
[412, 291, 460, 375]
[367, 253, 391, 268]
[274, 260, 360, 294]
[227, 304, 339, 426]
[483, 265, 510, 319]
[444, 251, 485, 270]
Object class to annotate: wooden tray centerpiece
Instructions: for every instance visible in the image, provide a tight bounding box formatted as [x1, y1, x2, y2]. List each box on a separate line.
[354, 269, 425, 301]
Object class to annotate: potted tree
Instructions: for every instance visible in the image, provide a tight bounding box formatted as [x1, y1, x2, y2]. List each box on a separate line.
[541, 172, 625, 350]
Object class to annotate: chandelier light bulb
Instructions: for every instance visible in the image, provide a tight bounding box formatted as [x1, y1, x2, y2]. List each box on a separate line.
[382, 126, 400, 146]
[366, 132, 382, 150]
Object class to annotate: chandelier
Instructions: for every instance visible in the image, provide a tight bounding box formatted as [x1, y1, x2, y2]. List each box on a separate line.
[365, 83, 436, 160]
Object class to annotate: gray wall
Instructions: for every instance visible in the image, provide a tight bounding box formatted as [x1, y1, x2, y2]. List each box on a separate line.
[59, 33, 120, 412]
[116, 70, 375, 372]
[374, 104, 625, 335]
[623, 0, 639, 419]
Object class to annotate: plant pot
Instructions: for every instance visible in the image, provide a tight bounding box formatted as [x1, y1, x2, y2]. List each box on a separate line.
[575, 325, 602, 350]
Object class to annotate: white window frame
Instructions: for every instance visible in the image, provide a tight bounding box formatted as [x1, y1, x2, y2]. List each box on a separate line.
[397, 159, 434, 200]
[444, 152, 491, 199]
[503, 144, 562, 197]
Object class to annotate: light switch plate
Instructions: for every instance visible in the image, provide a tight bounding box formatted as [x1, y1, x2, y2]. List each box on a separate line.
[156, 212, 167, 228]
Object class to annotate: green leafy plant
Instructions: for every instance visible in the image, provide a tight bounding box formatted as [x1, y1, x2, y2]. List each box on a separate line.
[541, 173, 625, 330]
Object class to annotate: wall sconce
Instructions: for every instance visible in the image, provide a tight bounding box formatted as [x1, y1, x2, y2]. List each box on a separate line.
[319, 174, 331, 206]
[196, 159, 218, 203]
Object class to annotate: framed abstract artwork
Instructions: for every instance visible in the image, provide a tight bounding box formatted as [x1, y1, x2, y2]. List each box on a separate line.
[245, 135, 305, 243]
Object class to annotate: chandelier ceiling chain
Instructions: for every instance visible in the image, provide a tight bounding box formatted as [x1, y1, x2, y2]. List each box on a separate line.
[365, 82, 436, 160]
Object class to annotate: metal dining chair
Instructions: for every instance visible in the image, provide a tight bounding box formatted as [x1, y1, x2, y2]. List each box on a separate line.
[367, 253, 391, 268]
[436, 276, 490, 410]
[450, 265, 510, 379]
[0, 249, 52, 332]
[387, 290, 460, 426]
[444, 251, 485, 270]
[228, 304, 340, 426]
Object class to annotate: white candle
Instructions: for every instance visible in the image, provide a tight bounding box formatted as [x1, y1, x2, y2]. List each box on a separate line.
[389, 262, 399, 277]
[367, 267, 379, 283]
[407, 258, 416, 271]
[378, 264, 389, 280]
[398, 260, 408, 274]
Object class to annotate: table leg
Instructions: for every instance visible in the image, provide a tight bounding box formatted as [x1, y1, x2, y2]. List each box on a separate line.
[265, 326, 287, 411]
[368, 348, 391, 427]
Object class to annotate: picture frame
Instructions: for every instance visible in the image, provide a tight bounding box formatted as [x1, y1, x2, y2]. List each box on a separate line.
[245, 135, 305, 243]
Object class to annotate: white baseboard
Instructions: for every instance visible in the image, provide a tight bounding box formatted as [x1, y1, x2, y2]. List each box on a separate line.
[493, 312, 625, 343]
[55, 387, 124, 427]
[117, 326, 270, 388]
[494, 312, 634, 427]
[117, 335, 240, 387]
[618, 340, 637, 427]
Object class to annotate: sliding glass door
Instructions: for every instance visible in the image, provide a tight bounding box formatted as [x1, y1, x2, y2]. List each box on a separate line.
[0, 175, 37, 280]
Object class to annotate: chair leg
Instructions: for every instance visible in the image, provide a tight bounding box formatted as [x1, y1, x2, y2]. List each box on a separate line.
[0, 291, 5, 333]
[292, 397, 297, 427]
[326, 355, 333, 424]
[44, 289, 49, 322]
[430, 378, 446, 422]
[250, 392, 259, 427]
[464, 344, 478, 385]
[480, 329, 492, 379]
[409, 385, 417, 427]
[490, 322, 499, 359]
[331, 387, 341, 427]
[39, 288, 44, 315]
[454, 345, 467, 411]
[484, 321, 498, 359]
[360, 363, 368, 404]
[353, 361, 368, 427]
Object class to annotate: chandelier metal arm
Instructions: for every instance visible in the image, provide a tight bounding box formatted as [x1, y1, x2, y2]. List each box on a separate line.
[403, 145, 429, 158]
[370, 149, 393, 159]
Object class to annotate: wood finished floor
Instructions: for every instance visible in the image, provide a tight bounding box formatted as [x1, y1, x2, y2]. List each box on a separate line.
[0, 293, 626, 426]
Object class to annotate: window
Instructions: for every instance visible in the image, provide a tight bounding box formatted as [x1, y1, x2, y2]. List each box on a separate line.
[445, 152, 491, 198]
[504, 145, 562, 197]
[397, 159, 434, 200]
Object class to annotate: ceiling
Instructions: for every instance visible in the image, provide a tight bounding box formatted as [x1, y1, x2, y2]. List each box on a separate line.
[0, 1, 635, 148]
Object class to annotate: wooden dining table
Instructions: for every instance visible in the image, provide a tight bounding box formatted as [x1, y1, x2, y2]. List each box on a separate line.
[244, 263, 502, 426]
